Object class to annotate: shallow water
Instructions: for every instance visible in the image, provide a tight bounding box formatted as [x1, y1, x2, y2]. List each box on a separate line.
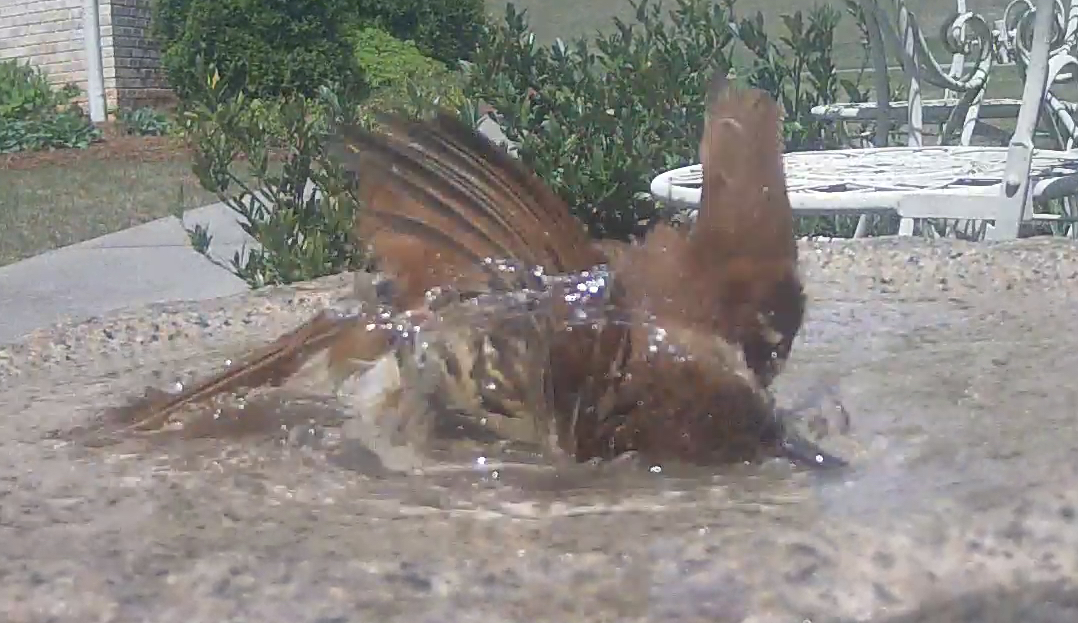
[82, 282, 1077, 526]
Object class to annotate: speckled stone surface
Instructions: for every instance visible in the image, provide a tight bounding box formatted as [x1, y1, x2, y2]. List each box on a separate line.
[3, 237, 1078, 622]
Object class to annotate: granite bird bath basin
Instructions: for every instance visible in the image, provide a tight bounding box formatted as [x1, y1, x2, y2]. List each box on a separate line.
[2, 238, 1077, 622]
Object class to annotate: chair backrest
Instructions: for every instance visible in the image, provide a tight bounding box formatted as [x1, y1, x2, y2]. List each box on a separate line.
[988, 0, 1067, 238]
[859, 0, 1000, 147]
[855, 0, 1069, 239]
[1000, 0, 1078, 150]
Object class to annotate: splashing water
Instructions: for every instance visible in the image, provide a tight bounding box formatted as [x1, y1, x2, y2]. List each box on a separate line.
[87, 258, 855, 476]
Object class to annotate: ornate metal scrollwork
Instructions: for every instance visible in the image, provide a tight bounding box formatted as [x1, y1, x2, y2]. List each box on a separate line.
[1002, 0, 1078, 150]
[868, 0, 996, 92]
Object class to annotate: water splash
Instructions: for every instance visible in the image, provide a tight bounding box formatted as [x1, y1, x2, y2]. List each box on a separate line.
[85, 258, 854, 475]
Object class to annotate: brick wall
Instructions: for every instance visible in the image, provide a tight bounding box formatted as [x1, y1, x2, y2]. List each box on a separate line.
[100, 0, 172, 108]
[0, 0, 173, 111]
[0, 0, 85, 87]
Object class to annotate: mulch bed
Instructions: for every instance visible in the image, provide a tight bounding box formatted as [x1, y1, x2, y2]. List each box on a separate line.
[0, 136, 193, 171]
[0, 121, 298, 172]
[0, 122, 194, 171]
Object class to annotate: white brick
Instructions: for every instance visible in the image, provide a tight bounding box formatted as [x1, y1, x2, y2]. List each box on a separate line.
[0, 0, 82, 21]
[0, 0, 172, 109]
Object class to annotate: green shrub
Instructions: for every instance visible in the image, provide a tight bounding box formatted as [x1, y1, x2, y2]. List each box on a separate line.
[152, 0, 363, 101]
[176, 63, 371, 287]
[114, 106, 173, 136]
[350, 0, 487, 67]
[348, 27, 467, 118]
[0, 59, 101, 152]
[0, 112, 102, 152]
[177, 0, 880, 284]
[351, 27, 449, 91]
[466, 0, 870, 241]
[0, 59, 77, 119]
[175, 36, 471, 287]
[465, 0, 738, 241]
[735, 5, 863, 152]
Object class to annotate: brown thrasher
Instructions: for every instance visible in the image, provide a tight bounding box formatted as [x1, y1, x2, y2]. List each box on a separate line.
[109, 73, 843, 468]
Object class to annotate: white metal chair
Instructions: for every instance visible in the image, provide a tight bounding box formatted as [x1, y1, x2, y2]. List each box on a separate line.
[1005, 0, 1078, 148]
[650, 0, 1078, 241]
[813, 0, 1012, 152]
[814, 0, 1011, 238]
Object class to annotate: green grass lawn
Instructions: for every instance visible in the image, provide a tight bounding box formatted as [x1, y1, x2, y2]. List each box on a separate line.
[0, 154, 217, 266]
[491, 0, 1016, 64]
[484, 0, 1037, 104]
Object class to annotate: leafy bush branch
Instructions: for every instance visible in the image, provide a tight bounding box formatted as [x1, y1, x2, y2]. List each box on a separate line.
[468, 0, 872, 240]
[176, 61, 371, 288]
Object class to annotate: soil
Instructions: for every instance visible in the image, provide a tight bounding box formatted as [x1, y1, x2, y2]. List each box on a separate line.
[0, 123, 192, 171]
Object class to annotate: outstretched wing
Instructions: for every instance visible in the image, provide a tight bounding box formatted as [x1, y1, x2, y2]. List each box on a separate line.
[112, 111, 608, 436]
[107, 310, 381, 432]
[327, 111, 606, 308]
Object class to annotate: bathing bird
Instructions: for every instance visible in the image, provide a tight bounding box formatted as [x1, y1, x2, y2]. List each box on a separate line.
[110, 72, 840, 468]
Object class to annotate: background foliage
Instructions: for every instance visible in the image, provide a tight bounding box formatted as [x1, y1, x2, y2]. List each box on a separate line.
[0, 59, 101, 153]
[467, 0, 871, 241]
[152, 0, 363, 100]
[176, 63, 371, 287]
[114, 106, 174, 136]
[348, 0, 487, 68]
[172, 0, 880, 287]
[349, 27, 467, 116]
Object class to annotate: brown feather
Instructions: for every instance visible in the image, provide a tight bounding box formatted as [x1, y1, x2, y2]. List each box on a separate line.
[104, 111, 603, 439]
[327, 112, 604, 308]
[108, 311, 376, 431]
[324, 112, 612, 443]
[695, 73, 805, 386]
[610, 73, 804, 389]
[548, 76, 811, 463]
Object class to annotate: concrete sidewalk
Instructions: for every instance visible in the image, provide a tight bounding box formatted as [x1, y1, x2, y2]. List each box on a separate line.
[0, 202, 254, 344]
[0, 116, 517, 345]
